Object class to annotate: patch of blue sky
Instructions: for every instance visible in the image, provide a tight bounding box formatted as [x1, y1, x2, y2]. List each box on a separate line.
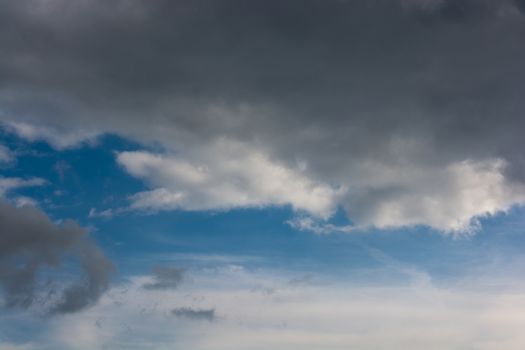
[1, 130, 524, 286]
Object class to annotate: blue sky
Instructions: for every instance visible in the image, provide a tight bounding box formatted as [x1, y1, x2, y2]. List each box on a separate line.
[2, 130, 525, 280]
[2, 1, 525, 349]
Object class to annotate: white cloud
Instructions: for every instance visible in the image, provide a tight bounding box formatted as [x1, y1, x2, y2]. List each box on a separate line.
[287, 216, 355, 235]
[0, 176, 46, 197]
[117, 139, 342, 218]
[4, 121, 99, 150]
[88, 207, 114, 219]
[343, 158, 525, 233]
[13, 195, 39, 207]
[117, 140, 525, 233]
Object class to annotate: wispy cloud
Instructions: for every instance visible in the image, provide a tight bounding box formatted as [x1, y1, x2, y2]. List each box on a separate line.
[0, 177, 46, 197]
[4, 122, 99, 150]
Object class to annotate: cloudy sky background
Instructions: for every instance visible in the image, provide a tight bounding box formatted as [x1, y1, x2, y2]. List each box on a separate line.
[1, 0, 525, 348]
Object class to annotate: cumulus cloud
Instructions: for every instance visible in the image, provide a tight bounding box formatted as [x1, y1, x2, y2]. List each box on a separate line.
[119, 146, 525, 232]
[117, 140, 342, 218]
[2, 0, 525, 231]
[291, 158, 525, 233]
[344, 158, 525, 232]
[0, 200, 113, 313]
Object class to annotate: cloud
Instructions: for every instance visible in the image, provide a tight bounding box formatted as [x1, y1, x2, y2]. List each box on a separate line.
[12, 196, 38, 208]
[51, 240, 114, 314]
[0, 177, 45, 197]
[516, 0, 525, 13]
[88, 207, 114, 219]
[3, 122, 99, 150]
[0, 200, 113, 313]
[287, 216, 355, 235]
[142, 266, 185, 290]
[0, 343, 36, 350]
[6, 262, 525, 350]
[2, 0, 525, 231]
[172, 307, 216, 322]
[291, 159, 525, 233]
[343, 158, 525, 233]
[117, 141, 341, 218]
[118, 146, 525, 232]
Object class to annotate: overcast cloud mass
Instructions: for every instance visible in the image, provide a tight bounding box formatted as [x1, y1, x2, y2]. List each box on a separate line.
[1, 0, 525, 231]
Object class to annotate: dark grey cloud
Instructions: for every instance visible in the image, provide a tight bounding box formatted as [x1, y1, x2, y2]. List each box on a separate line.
[143, 266, 185, 290]
[515, 0, 525, 13]
[172, 307, 215, 322]
[0, 200, 114, 313]
[1, 0, 525, 231]
[2, 0, 523, 152]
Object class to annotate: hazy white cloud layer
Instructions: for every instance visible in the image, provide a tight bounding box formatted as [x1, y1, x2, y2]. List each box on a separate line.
[2, 0, 525, 231]
[3, 264, 525, 350]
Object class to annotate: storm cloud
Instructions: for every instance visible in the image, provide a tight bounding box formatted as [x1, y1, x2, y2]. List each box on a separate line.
[0, 200, 113, 313]
[1, 0, 525, 231]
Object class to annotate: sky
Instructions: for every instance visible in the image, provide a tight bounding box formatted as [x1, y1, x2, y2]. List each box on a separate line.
[1, 0, 525, 349]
